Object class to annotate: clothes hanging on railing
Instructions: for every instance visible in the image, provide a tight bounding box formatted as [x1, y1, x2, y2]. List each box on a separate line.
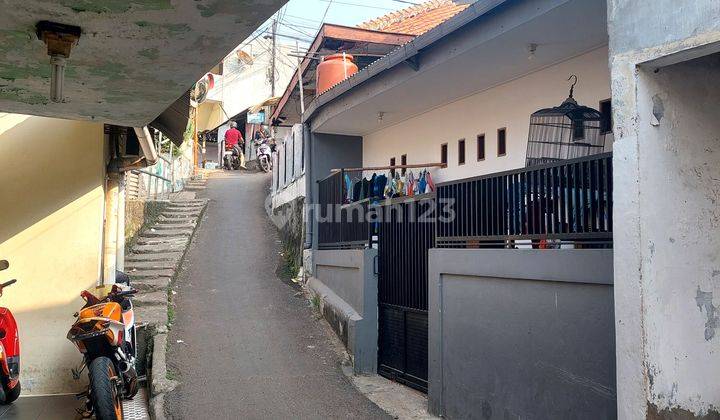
[342, 167, 437, 205]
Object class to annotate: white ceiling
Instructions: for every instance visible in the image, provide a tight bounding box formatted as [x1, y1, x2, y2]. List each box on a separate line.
[314, 0, 608, 135]
[0, 0, 286, 126]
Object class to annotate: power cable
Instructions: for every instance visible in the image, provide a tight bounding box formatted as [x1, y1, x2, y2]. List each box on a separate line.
[318, 0, 394, 11]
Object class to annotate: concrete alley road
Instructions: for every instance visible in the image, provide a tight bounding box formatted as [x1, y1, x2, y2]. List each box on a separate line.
[165, 171, 389, 419]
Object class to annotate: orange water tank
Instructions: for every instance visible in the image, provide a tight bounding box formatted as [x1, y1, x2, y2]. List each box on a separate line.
[316, 53, 358, 96]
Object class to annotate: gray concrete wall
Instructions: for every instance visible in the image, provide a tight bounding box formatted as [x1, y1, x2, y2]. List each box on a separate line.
[309, 249, 377, 374]
[609, 3, 720, 418]
[428, 249, 615, 419]
[308, 132, 363, 250]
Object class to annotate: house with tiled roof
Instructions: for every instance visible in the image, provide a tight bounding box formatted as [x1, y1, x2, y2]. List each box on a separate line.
[357, 0, 470, 36]
[269, 1, 473, 210]
[296, 0, 619, 418]
[271, 0, 470, 129]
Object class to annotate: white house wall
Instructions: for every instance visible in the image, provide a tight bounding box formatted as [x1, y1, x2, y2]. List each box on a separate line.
[362, 47, 612, 183]
[210, 39, 297, 121]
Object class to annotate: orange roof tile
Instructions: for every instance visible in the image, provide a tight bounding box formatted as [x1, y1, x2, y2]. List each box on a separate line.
[357, 0, 470, 36]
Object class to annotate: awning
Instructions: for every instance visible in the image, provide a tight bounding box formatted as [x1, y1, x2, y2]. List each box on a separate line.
[149, 91, 190, 146]
[248, 97, 281, 114]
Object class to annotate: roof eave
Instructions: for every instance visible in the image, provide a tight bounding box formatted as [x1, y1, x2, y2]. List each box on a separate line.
[302, 0, 509, 125]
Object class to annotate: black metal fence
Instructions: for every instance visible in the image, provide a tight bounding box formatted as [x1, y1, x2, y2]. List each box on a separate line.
[317, 170, 371, 249]
[436, 153, 612, 248]
[377, 197, 435, 392]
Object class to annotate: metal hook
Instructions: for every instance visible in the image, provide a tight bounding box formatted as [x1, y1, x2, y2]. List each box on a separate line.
[568, 74, 578, 98]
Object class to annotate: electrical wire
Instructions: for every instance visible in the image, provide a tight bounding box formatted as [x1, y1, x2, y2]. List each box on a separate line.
[318, 0, 394, 11]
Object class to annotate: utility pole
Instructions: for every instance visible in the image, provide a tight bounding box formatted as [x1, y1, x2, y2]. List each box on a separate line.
[270, 18, 277, 97]
[295, 40, 305, 115]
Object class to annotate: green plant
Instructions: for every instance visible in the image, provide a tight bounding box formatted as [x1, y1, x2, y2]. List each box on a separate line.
[278, 239, 301, 280]
[311, 294, 321, 311]
[167, 298, 175, 327]
[166, 369, 179, 381]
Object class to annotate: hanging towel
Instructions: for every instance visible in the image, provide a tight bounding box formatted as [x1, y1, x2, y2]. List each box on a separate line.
[344, 173, 353, 203]
[361, 176, 371, 200]
[353, 179, 362, 202]
[374, 174, 388, 198]
[406, 170, 415, 197]
[395, 173, 405, 197]
[426, 171, 435, 192]
[417, 170, 427, 195]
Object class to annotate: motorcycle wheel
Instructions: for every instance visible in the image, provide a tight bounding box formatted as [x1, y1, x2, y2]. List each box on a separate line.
[260, 158, 270, 173]
[89, 357, 123, 420]
[0, 381, 20, 405]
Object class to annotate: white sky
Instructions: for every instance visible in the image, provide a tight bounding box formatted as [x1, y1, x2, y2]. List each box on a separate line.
[246, 0, 417, 49]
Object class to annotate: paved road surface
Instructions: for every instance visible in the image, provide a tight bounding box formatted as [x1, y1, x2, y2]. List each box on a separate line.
[165, 171, 389, 419]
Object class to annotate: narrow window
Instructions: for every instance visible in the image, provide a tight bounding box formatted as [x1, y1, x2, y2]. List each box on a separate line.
[390, 157, 396, 177]
[497, 128, 507, 157]
[477, 134, 485, 161]
[599, 99, 613, 134]
[458, 139, 466, 165]
[401, 154, 407, 175]
[440, 143, 448, 165]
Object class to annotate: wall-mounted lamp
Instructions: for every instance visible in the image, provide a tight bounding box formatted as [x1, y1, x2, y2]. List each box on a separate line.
[36, 21, 81, 103]
[377, 111, 385, 123]
[527, 43, 538, 61]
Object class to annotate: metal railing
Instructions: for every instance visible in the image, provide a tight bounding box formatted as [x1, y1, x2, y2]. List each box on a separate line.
[436, 153, 613, 247]
[127, 137, 194, 200]
[317, 170, 368, 248]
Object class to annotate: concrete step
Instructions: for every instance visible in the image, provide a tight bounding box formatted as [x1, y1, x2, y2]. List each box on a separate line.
[126, 259, 178, 270]
[162, 207, 203, 214]
[133, 291, 168, 307]
[134, 304, 168, 327]
[165, 204, 205, 211]
[160, 212, 201, 219]
[151, 222, 196, 230]
[132, 277, 171, 293]
[132, 244, 187, 254]
[136, 237, 188, 246]
[126, 252, 183, 262]
[142, 229, 193, 238]
[170, 198, 206, 204]
[128, 269, 175, 279]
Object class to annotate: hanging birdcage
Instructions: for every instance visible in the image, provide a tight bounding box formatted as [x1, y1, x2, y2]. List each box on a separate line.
[525, 75, 606, 167]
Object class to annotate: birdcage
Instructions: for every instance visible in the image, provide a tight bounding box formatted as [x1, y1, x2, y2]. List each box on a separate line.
[525, 76, 606, 167]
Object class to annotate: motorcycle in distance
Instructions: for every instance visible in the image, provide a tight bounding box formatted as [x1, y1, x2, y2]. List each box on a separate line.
[255, 137, 273, 173]
[0, 260, 21, 405]
[68, 275, 138, 420]
[223, 142, 242, 170]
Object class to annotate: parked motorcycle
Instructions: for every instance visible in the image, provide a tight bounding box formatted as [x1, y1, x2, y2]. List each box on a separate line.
[255, 138, 273, 173]
[68, 278, 138, 420]
[0, 260, 20, 405]
[223, 143, 242, 170]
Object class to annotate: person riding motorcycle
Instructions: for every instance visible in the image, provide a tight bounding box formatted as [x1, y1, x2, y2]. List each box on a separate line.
[224, 121, 244, 158]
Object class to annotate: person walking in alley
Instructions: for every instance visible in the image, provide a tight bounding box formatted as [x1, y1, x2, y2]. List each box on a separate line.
[224, 121, 246, 168]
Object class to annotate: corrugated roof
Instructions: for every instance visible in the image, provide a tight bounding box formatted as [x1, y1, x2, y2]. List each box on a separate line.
[357, 0, 470, 36]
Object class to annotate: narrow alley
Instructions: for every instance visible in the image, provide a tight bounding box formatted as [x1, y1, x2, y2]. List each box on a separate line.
[164, 172, 389, 419]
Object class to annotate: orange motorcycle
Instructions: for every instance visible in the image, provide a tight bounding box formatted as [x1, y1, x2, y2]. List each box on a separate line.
[68, 279, 138, 420]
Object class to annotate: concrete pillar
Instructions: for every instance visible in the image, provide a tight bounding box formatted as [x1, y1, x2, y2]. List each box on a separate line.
[116, 174, 126, 272]
[102, 172, 120, 284]
[612, 46, 720, 419]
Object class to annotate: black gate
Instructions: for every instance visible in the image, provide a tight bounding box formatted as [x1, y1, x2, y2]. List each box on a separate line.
[377, 197, 435, 392]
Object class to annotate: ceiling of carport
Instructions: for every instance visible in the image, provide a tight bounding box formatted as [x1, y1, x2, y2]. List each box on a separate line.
[0, 0, 286, 126]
